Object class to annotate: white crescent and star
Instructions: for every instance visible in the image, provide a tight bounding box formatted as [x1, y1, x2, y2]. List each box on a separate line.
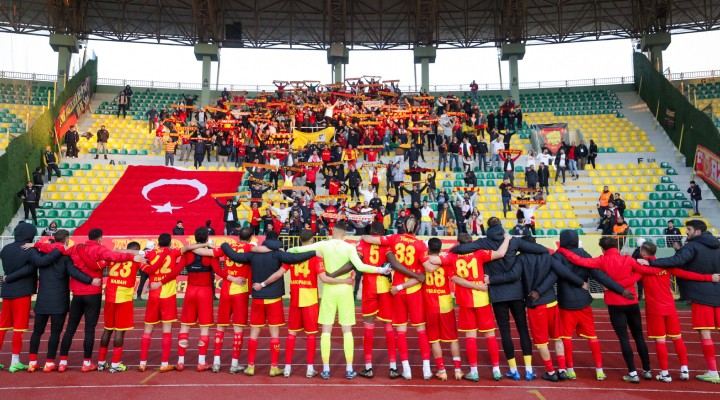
[141, 179, 209, 214]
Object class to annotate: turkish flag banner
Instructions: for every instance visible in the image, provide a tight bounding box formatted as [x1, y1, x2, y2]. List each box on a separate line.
[74, 166, 243, 236]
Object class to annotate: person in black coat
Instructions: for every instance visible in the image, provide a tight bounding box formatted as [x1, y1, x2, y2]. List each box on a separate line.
[525, 165, 538, 189]
[6, 229, 97, 372]
[64, 126, 80, 158]
[687, 181, 702, 215]
[172, 220, 185, 235]
[17, 181, 40, 225]
[487, 235, 586, 381]
[32, 167, 44, 199]
[345, 165, 363, 202]
[552, 229, 631, 379]
[215, 197, 240, 234]
[450, 218, 548, 380]
[0, 222, 63, 370]
[538, 163, 550, 196]
[588, 140, 598, 169]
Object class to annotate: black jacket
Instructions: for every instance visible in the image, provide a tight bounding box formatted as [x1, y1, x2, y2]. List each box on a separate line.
[490, 251, 585, 308]
[688, 185, 702, 200]
[451, 224, 549, 303]
[553, 230, 625, 310]
[525, 169, 538, 186]
[17, 187, 40, 204]
[345, 170, 362, 188]
[0, 222, 62, 299]
[220, 239, 315, 299]
[649, 231, 720, 306]
[215, 199, 239, 223]
[576, 144, 589, 158]
[400, 185, 427, 205]
[172, 227, 184, 235]
[538, 166, 550, 186]
[6, 248, 93, 314]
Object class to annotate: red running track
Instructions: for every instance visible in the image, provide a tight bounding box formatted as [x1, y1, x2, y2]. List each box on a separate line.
[0, 307, 718, 400]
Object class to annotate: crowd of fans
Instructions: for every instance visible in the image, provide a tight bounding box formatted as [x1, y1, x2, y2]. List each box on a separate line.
[101, 79, 610, 238]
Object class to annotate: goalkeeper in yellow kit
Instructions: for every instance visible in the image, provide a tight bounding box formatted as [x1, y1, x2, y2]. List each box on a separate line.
[288, 220, 391, 379]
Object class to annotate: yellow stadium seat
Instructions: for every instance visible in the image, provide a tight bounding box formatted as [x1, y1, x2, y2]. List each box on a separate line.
[87, 193, 99, 201]
[561, 203, 573, 210]
[505, 220, 515, 230]
[555, 220, 567, 229]
[62, 193, 73, 200]
[50, 193, 61, 200]
[624, 194, 635, 201]
[541, 211, 551, 219]
[542, 221, 553, 229]
[637, 193, 648, 201]
[569, 220, 580, 229]
[548, 203, 559, 211]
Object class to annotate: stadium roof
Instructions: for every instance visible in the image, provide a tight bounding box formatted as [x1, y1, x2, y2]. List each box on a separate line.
[1, 0, 719, 49]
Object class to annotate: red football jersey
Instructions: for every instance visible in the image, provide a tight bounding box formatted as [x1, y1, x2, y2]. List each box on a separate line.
[282, 256, 325, 307]
[145, 247, 184, 299]
[357, 240, 391, 295]
[104, 260, 154, 304]
[213, 242, 255, 296]
[442, 249, 493, 308]
[423, 263, 454, 314]
[379, 233, 429, 295]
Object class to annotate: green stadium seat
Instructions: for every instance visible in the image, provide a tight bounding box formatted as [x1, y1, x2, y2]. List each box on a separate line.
[59, 210, 72, 218]
[535, 229, 545, 236]
[661, 176, 672, 183]
[656, 219, 667, 227]
[37, 220, 48, 228]
[73, 211, 86, 218]
[661, 193, 673, 201]
[43, 202, 54, 209]
[649, 193, 660, 201]
[80, 202, 93, 210]
[675, 209, 689, 218]
[624, 210, 634, 218]
[46, 210, 59, 218]
[53, 202, 66, 209]
[629, 219, 640, 228]
[655, 184, 666, 191]
[681, 200, 693, 209]
[635, 210, 647, 218]
[667, 184, 679, 191]
[546, 229, 558, 236]
[62, 220, 77, 229]
[649, 228, 662, 235]
[634, 228, 647, 236]
[67, 202, 79, 210]
[642, 219, 654, 227]
[656, 238, 666, 248]
[643, 201, 655, 209]
[661, 209, 674, 218]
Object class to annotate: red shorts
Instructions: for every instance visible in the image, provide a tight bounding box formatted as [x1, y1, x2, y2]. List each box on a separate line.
[392, 290, 425, 327]
[288, 304, 319, 334]
[559, 306, 597, 339]
[362, 290, 393, 323]
[647, 313, 682, 338]
[250, 298, 285, 327]
[180, 286, 214, 327]
[217, 293, 249, 327]
[0, 296, 31, 331]
[528, 303, 560, 346]
[145, 295, 178, 324]
[691, 302, 720, 330]
[458, 305, 495, 333]
[104, 301, 134, 331]
[425, 311, 458, 342]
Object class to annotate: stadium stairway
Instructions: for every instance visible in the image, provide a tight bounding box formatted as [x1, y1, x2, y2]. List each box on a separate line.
[617, 91, 720, 228]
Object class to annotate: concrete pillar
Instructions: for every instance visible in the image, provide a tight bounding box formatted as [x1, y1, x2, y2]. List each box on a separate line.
[194, 43, 220, 107]
[413, 46, 436, 92]
[500, 43, 526, 102]
[49, 34, 79, 101]
[327, 44, 349, 84]
[641, 33, 671, 73]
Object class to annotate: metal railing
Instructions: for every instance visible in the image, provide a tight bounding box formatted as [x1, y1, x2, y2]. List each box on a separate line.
[1, 67, 719, 93]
